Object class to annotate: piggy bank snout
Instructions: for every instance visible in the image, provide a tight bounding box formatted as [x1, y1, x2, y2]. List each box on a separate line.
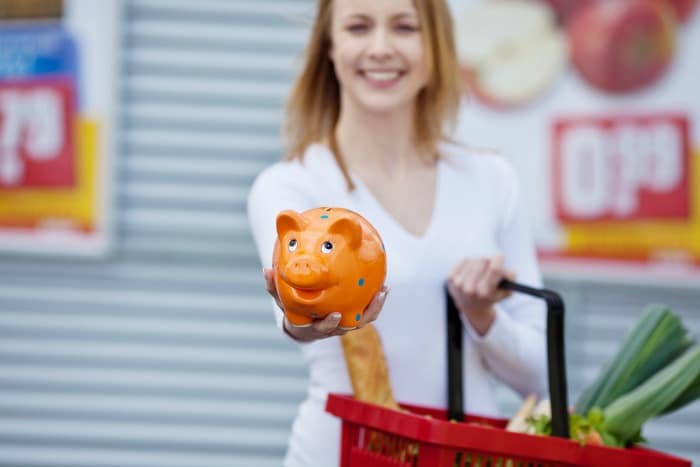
[282, 256, 329, 288]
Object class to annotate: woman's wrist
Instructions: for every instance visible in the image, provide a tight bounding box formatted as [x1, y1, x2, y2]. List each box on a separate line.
[463, 306, 496, 336]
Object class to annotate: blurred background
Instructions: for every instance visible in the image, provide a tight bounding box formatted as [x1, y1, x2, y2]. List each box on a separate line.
[0, 0, 698, 466]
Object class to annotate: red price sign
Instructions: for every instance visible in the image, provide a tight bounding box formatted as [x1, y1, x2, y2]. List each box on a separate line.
[0, 79, 76, 188]
[552, 115, 690, 222]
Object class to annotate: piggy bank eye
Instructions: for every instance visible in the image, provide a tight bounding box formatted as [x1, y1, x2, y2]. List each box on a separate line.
[321, 241, 333, 254]
[287, 239, 298, 252]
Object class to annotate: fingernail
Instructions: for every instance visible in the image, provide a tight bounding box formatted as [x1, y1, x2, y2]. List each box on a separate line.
[330, 313, 341, 321]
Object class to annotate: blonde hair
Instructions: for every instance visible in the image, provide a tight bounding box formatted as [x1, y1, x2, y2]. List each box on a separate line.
[282, 0, 463, 190]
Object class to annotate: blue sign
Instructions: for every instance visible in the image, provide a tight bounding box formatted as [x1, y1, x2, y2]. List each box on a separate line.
[0, 25, 80, 105]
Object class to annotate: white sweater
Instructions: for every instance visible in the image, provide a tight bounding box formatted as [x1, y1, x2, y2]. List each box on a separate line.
[247, 142, 548, 467]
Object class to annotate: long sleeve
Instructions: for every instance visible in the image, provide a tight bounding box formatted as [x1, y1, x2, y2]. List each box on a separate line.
[246, 162, 318, 330]
[464, 160, 549, 399]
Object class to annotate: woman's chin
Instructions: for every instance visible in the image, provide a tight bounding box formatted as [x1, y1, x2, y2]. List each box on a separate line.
[355, 97, 415, 118]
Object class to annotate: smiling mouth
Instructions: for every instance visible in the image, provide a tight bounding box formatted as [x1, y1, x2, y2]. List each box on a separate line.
[293, 288, 324, 302]
[360, 70, 405, 85]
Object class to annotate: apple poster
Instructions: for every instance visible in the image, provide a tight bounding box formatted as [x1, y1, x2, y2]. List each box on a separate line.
[452, 0, 700, 278]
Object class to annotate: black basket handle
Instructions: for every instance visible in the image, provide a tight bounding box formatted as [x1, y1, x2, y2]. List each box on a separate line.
[446, 279, 570, 438]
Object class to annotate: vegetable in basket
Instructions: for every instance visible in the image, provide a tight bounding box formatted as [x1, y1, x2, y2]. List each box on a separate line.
[524, 305, 700, 447]
[575, 305, 692, 416]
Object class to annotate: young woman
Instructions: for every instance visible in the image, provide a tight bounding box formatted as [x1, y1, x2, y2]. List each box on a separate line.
[247, 0, 548, 465]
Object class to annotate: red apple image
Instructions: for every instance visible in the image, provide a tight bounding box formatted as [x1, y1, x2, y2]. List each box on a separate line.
[664, 0, 697, 22]
[568, 0, 676, 93]
[538, 0, 595, 25]
[455, 0, 567, 108]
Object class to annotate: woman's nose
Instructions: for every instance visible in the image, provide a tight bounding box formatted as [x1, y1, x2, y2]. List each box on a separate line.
[367, 28, 393, 60]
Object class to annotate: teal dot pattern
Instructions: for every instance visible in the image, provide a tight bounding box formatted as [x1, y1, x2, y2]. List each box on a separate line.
[358, 278, 365, 286]
[355, 313, 361, 321]
[320, 214, 329, 219]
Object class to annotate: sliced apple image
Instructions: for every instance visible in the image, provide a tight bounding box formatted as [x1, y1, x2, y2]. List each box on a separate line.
[568, 0, 676, 93]
[455, 0, 568, 109]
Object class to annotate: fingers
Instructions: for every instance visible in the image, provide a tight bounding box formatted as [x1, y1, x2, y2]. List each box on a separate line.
[263, 267, 284, 310]
[450, 258, 489, 299]
[284, 313, 347, 340]
[499, 268, 516, 300]
[446, 259, 468, 302]
[451, 254, 514, 304]
[477, 255, 515, 301]
[263, 267, 275, 294]
[479, 255, 505, 297]
[284, 283, 390, 341]
[466, 259, 490, 297]
[358, 285, 390, 327]
[311, 312, 344, 335]
[286, 313, 347, 339]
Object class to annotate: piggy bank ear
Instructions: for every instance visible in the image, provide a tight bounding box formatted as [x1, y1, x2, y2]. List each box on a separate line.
[276, 210, 307, 238]
[329, 217, 362, 249]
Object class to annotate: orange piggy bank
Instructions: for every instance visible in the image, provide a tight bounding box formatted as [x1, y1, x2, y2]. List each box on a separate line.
[273, 207, 387, 330]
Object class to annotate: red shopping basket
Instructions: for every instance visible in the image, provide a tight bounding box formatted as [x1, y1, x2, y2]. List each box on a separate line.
[326, 280, 693, 467]
[325, 393, 691, 467]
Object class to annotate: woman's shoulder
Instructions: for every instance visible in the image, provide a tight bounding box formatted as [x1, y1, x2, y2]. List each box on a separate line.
[251, 144, 336, 191]
[439, 140, 517, 182]
[251, 158, 306, 189]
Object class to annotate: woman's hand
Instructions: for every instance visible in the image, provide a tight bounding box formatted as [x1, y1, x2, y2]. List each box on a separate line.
[446, 255, 515, 336]
[263, 268, 389, 342]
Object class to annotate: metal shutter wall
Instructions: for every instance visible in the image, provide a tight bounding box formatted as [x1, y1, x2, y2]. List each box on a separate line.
[0, 1, 698, 467]
[0, 1, 311, 466]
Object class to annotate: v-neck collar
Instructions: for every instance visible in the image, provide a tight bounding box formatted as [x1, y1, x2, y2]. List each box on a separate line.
[309, 143, 444, 242]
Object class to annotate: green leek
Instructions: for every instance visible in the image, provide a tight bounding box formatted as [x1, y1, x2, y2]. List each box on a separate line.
[601, 345, 700, 445]
[660, 371, 700, 416]
[575, 305, 692, 415]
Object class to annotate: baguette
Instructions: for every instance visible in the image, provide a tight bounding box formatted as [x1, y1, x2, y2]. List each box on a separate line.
[340, 324, 399, 410]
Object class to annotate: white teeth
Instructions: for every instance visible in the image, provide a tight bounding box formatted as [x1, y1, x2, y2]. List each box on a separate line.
[364, 71, 400, 82]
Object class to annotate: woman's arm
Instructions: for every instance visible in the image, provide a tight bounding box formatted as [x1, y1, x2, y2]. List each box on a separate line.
[449, 159, 548, 398]
[247, 163, 316, 331]
[476, 160, 548, 398]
